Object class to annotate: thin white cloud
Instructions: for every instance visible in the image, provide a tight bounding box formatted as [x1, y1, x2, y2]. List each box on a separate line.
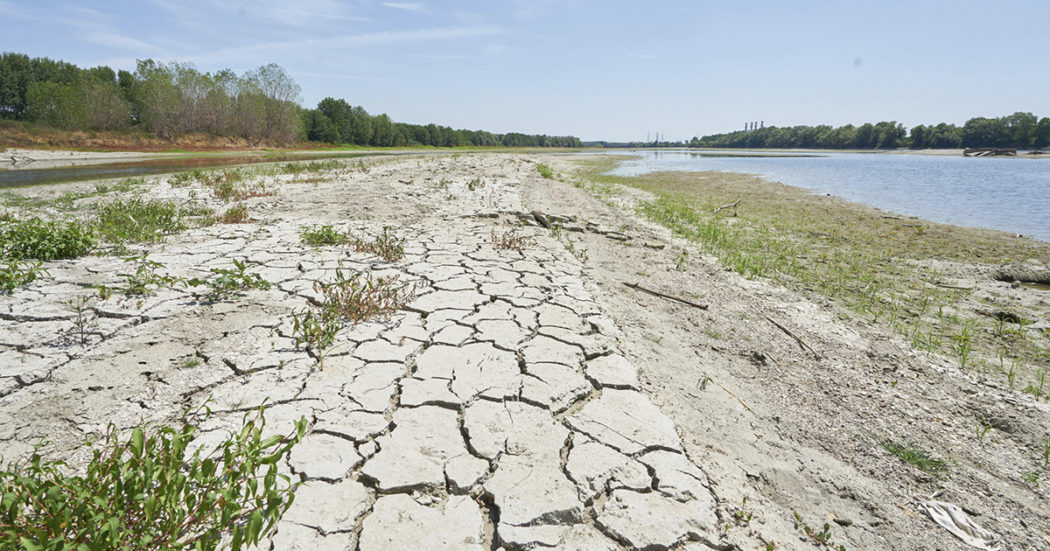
[186, 25, 502, 66]
[81, 32, 164, 54]
[382, 2, 427, 13]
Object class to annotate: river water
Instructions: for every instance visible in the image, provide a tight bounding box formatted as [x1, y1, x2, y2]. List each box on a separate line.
[605, 150, 1050, 242]
[0, 151, 389, 188]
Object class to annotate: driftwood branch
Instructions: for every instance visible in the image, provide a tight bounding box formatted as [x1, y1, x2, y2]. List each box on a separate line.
[711, 199, 740, 215]
[623, 282, 708, 310]
[764, 315, 820, 359]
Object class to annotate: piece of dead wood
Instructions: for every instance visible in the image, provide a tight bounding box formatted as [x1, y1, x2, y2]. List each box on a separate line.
[711, 198, 740, 215]
[623, 282, 708, 310]
[764, 315, 820, 359]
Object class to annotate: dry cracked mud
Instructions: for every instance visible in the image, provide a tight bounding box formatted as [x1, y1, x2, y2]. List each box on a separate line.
[4, 151, 1050, 550]
[1, 154, 722, 550]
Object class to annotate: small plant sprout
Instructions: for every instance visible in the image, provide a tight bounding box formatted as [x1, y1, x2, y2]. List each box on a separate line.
[675, 250, 688, 271]
[66, 295, 97, 346]
[879, 437, 949, 477]
[973, 416, 993, 444]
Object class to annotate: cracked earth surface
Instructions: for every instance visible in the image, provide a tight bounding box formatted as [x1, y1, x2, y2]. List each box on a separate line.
[1, 155, 722, 550]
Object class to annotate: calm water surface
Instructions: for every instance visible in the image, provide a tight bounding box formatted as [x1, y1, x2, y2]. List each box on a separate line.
[606, 150, 1050, 242]
[0, 151, 389, 188]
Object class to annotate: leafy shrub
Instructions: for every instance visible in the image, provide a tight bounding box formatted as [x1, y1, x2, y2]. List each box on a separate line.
[0, 405, 306, 551]
[536, 163, 555, 179]
[96, 199, 185, 243]
[0, 216, 96, 260]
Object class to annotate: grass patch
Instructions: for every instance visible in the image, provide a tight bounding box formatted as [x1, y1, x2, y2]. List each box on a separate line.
[569, 156, 1050, 394]
[0, 216, 96, 260]
[187, 258, 271, 301]
[536, 163, 555, 179]
[300, 224, 349, 246]
[0, 405, 305, 551]
[96, 198, 185, 244]
[879, 438, 949, 476]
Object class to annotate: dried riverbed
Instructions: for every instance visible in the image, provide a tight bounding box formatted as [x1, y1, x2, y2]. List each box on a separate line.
[2, 152, 1049, 550]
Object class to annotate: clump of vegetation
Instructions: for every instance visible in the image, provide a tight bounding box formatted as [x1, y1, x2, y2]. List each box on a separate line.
[879, 437, 949, 476]
[0, 216, 96, 260]
[0, 405, 306, 551]
[107, 254, 184, 297]
[278, 160, 343, 175]
[793, 511, 846, 550]
[314, 269, 412, 325]
[292, 269, 413, 362]
[300, 224, 348, 246]
[536, 163, 555, 179]
[216, 203, 252, 224]
[96, 198, 185, 244]
[187, 259, 271, 301]
[348, 227, 405, 262]
[0, 259, 48, 294]
[291, 307, 341, 360]
[491, 229, 532, 251]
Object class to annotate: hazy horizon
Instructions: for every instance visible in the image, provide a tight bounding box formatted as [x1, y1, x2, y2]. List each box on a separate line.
[2, 0, 1048, 142]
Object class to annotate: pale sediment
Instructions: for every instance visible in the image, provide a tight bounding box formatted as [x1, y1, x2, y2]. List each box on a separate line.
[0, 155, 721, 549]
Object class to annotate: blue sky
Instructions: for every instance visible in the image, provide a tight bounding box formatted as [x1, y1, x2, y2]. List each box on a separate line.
[2, 0, 1048, 141]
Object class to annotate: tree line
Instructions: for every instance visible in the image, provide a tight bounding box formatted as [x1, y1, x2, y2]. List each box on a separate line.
[692, 113, 1050, 150]
[0, 52, 581, 147]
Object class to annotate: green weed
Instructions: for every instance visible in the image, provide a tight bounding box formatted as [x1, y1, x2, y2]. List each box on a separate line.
[0, 404, 305, 551]
[96, 199, 185, 244]
[300, 224, 349, 246]
[536, 163, 555, 179]
[348, 227, 405, 262]
[0, 216, 96, 260]
[314, 269, 412, 325]
[879, 438, 949, 476]
[187, 259, 271, 301]
[0, 259, 48, 294]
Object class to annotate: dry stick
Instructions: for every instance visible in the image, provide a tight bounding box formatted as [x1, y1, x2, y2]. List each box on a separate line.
[711, 198, 741, 215]
[698, 376, 755, 414]
[623, 282, 708, 310]
[764, 315, 820, 359]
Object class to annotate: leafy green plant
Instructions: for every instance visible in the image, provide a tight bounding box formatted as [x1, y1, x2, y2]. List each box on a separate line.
[0, 216, 96, 260]
[290, 307, 341, 361]
[348, 227, 405, 262]
[187, 259, 271, 301]
[536, 163, 554, 179]
[96, 199, 185, 244]
[277, 160, 343, 175]
[314, 269, 412, 325]
[299, 225, 348, 246]
[114, 254, 184, 297]
[0, 404, 306, 551]
[0, 260, 48, 294]
[879, 437, 949, 476]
